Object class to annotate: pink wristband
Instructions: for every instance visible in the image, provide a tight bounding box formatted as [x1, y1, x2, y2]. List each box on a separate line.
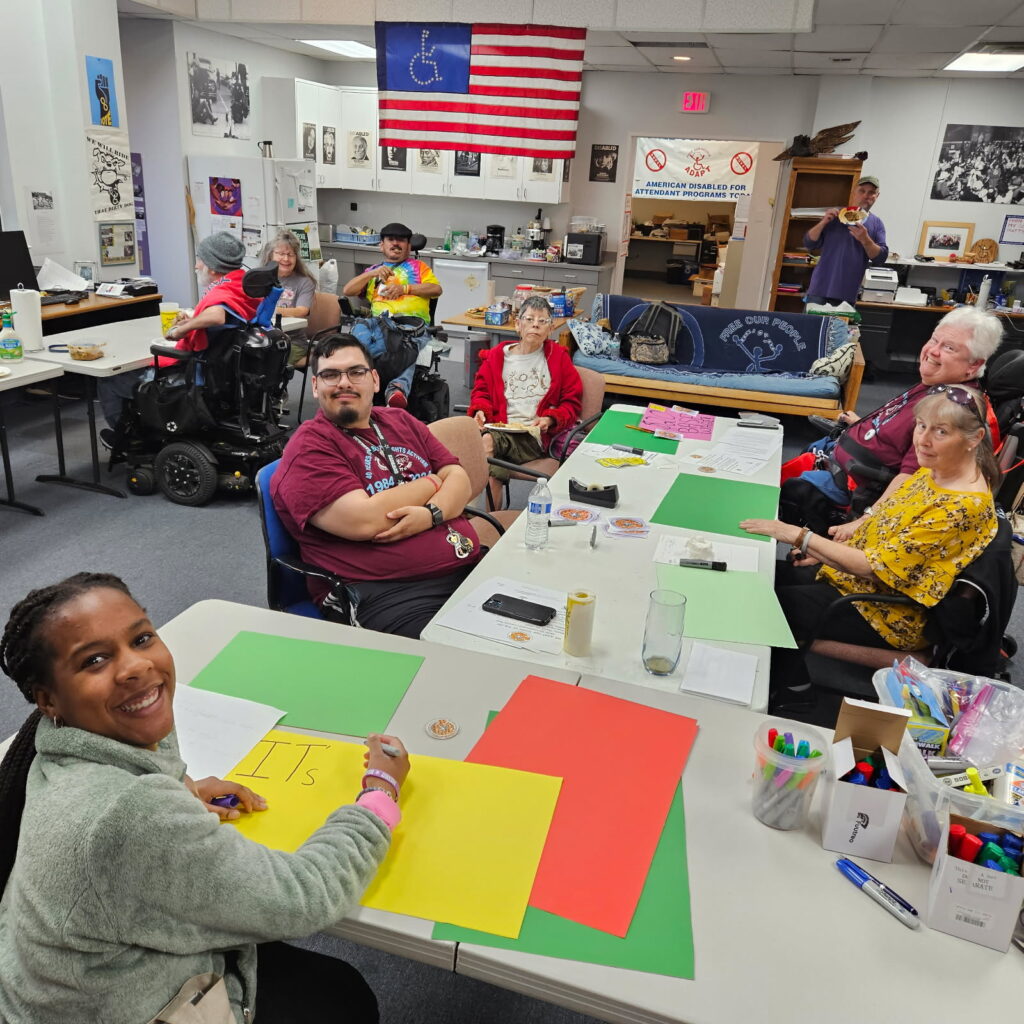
[356, 789, 401, 829]
[362, 769, 399, 797]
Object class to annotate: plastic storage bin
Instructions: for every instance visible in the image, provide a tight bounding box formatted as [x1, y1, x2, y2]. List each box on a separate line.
[333, 232, 380, 245]
[872, 667, 1024, 863]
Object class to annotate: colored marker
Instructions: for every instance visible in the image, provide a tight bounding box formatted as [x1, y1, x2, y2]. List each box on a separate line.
[210, 794, 240, 809]
[677, 559, 727, 571]
[835, 859, 920, 929]
[611, 443, 645, 455]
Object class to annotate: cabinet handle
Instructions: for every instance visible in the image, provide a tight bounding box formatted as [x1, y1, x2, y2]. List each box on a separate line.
[562, 274, 578, 280]
[509, 268, 524, 275]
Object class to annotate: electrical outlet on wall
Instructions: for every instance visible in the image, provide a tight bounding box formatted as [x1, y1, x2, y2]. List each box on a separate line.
[350, 202, 358, 211]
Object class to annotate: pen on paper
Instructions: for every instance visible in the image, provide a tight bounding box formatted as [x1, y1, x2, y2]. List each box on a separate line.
[589, 524, 597, 549]
[677, 559, 727, 572]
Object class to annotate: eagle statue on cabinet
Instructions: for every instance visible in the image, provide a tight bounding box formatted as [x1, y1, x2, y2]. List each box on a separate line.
[774, 121, 861, 160]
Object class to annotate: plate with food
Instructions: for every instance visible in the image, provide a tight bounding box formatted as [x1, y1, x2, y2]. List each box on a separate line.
[465, 306, 489, 319]
[837, 207, 867, 225]
[484, 421, 535, 434]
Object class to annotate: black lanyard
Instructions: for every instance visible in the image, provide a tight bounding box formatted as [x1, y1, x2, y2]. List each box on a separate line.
[345, 416, 407, 481]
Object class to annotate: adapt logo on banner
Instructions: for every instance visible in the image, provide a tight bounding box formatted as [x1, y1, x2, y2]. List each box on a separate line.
[632, 137, 759, 200]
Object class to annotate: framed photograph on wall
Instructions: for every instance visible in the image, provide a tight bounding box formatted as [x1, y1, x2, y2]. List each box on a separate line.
[98, 221, 136, 266]
[918, 221, 974, 259]
[73, 260, 97, 283]
[1000, 214, 1024, 246]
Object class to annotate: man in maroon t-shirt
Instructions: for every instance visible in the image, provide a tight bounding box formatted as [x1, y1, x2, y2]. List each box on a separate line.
[272, 334, 481, 637]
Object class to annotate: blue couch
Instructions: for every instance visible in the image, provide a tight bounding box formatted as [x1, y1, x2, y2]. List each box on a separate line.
[571, 295, 863, 420]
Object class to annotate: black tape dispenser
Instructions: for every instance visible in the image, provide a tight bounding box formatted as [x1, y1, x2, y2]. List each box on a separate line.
[569, 478, 619, 508]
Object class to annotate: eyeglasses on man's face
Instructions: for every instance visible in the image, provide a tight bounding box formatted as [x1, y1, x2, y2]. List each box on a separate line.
[314, 366, 372, 384]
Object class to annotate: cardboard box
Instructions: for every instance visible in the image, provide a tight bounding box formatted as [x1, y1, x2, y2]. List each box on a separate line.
[927, 814, 1024, 951]
[822, 699, 911, 862]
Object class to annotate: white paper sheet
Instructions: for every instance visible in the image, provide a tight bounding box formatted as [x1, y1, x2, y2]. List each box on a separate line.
[680, 642, 758, 705]
[653, 532, 760, 573]
[434, 576, 567, 654]
[697, 424, 783, 475]
[35, 257, 89, 291]
[174, 684, 284, 780]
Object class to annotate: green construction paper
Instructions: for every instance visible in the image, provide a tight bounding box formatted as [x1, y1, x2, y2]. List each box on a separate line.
[585, 409, 680, 454]
[650, 473, 779, 541]
[188, 631, 424, 736]
[433, 786, 694, 979]
[656, 564, 797, 648]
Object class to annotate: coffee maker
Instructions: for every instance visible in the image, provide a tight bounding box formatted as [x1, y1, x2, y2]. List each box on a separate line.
[484, 224, 505, 255]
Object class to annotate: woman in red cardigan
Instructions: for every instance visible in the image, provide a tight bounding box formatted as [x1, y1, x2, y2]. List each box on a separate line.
[468, 296, 583, 499]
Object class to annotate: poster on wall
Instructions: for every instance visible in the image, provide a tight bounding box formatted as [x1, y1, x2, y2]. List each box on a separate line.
[563, 158, 571, 183]
[85, 128, 133, 220]
[98, 221, 136, 266]
[590, 145, 618, 183]
[632, 138, 759, 200]
[381, 146, 407, 171]
[931, 124, 1024, 203]
[416, 148, 441, 174]
[187, 53, 250, 140]
[131, 153, 151, 276]
[490, 155, 517, 179]
[454, 151, 480, 177]
[347, 131, 371, 167]
[529, 157, 555, 181]
[209, 177, 243, 217]
[322, 127, 336, 165]
[26, 188, 64, 255]
[302, 123, 317, 160]
[1000, 215, 1024, 246]
[242, 225, 263, 260]
[85, 56, 119, 128]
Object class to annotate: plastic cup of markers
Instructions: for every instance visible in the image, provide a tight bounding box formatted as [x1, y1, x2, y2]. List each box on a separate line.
[752, 719, 830, 831]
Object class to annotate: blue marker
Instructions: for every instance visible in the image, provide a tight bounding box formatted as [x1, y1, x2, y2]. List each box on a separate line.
[210, 794, 240, 809]
[835, 859, 920, 929]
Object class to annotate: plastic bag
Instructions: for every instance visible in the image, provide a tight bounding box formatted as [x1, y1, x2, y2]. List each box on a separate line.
[318, 258, 338, 296]
[947, 682, 1024, 768]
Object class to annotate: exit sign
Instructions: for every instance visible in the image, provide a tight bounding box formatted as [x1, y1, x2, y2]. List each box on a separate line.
[681, 91, 710, 113]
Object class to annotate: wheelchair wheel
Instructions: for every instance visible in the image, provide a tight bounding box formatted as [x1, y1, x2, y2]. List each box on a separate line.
[154, 441, 218, 506]
[126, 466, 157, 496]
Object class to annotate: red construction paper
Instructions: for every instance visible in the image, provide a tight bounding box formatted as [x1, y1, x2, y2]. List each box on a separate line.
[466, 676, 699, 936]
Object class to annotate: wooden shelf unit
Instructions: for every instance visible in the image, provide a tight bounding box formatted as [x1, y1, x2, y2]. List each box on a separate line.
[769, 157, 863, 312]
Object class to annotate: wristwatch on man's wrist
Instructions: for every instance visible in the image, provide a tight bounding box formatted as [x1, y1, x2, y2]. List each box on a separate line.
[425, 502, 444, 527]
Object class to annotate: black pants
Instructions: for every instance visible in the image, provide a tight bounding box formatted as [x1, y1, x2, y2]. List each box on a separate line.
[254, 941, 378, 1022]
[770, 562, 895, 699]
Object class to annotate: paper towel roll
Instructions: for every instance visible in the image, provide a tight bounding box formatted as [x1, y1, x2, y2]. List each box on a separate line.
[11, 288, 42, 352]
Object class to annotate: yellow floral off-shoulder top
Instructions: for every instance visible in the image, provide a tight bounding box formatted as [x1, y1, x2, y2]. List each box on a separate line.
[819, 468, 996, 649]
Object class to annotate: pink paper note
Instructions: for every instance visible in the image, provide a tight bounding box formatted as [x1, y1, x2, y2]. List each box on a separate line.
[639, 406, 715, 441]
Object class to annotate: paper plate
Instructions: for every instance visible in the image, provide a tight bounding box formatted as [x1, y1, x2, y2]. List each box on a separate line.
[0, 365, 11, 378]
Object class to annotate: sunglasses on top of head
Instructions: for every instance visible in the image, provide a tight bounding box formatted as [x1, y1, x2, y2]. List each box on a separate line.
[927, 384, 984, 423]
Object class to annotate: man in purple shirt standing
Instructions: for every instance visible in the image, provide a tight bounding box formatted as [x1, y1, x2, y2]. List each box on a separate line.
[803, 176, 888, 306]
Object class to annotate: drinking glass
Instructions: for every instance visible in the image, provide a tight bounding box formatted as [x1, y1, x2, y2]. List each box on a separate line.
[642, 590, 686, 675]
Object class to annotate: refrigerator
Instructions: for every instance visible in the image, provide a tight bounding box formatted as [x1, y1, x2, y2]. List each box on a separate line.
[187, 155, 319, 267]
[431, 258, 491, 387]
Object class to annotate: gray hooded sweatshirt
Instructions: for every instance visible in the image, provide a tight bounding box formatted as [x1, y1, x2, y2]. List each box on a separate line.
[0, 717, 390, 1023]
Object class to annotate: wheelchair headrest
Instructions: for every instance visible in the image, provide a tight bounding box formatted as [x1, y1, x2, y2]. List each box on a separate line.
[243, 263, 282, 298]
[985, 349, 1024, 404]
[410, 233, 426, 253]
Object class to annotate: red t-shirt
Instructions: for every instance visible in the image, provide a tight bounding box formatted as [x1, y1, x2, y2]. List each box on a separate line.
[177, 268, 262, 352]
[271, 408, 481, 600]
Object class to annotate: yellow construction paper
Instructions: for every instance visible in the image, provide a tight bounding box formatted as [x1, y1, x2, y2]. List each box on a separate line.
[226, 730, 561, 938]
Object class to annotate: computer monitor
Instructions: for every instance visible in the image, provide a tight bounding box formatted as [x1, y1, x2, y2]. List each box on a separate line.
[0, 230, 39, 300]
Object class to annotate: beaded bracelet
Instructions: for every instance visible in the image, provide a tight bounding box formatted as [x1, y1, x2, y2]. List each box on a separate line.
[362, 768, 400, 797]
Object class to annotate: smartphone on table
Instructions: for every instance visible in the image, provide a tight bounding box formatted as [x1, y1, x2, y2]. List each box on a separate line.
[482, 593, 557, 626]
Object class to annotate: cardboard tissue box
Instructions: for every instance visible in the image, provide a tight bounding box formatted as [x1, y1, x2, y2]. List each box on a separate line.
[927, 814, 1024, 952]
[822, 698, 911, 862]
[484, 306, 510, 326]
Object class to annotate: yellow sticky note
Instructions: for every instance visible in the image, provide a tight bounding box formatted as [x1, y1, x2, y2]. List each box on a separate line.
[226, 730, 561, 938]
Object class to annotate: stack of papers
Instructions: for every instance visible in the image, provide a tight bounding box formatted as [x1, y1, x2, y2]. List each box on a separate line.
[695, 424, 782, 476]
[681, 643, 758, 705]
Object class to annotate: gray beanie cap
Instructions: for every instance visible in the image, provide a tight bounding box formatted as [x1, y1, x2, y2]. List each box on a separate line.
[196, 231, 245, 272]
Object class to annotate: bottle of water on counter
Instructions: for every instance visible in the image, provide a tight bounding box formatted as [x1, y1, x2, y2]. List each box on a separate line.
[525, 477, 552, 550]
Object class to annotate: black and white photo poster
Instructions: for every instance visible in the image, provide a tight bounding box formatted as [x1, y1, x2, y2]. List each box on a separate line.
[302, 123, 317, 160]
[187, 53, 251, 140]
[347, 131, 371, 167]
[322, 126, 336, 165]
[589, 144, 619, 183]
[85, 129, 133, 220]
[931, 123, 1024, 204]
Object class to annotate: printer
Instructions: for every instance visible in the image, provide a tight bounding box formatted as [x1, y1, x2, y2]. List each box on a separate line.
[860, 267, 898, 304]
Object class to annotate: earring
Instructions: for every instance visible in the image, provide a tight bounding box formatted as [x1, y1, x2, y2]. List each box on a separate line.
[52, 716, 64, 729]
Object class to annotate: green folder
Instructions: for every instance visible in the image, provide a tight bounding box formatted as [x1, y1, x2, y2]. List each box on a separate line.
[651, 472, 779, 541]
[433, 786, 694, 979]
[656, 564, 797, 648]
[585, 409, 680, 454]
[188, 631, 424, 736]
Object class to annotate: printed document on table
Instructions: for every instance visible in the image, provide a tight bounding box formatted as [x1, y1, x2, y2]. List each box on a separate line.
[680, 642, 757, 705]
[652, 532, 760, 573]
[174, 684, 285, 779]
[700, 425, 782, 475]
[434, 576, 567, 654]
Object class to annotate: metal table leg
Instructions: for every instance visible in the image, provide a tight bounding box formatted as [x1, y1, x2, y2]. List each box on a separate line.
[0, 398, 44, 516]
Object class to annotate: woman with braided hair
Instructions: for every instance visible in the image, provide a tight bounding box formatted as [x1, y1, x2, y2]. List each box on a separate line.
[0, 572, 408, 1023]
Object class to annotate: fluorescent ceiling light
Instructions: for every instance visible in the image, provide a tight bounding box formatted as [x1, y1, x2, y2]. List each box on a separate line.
[943, 52, 1024, 72]
[673, 55, 692, 61]
[299, 40, 377, 59]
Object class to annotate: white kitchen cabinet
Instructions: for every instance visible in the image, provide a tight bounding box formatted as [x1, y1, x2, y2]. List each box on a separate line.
[262, 77, 339, 187]
[317, 86, 342, 188]
[409, 147, 451, 197]
[482, 155, 567, 204]
[338, 87, 378, 192]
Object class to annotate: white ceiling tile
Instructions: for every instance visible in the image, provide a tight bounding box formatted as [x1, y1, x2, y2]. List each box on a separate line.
[813, 0, 901, 25]
[702, 0, 803, 34]
[196, 0, 230, 19]
[299, 0, 370, 22]
[452, 0, 532, 20]
[619, 31, 707, 44]
[1005, 7, 1024, 26]
[874, 69, 937, 77]
[792, 25, 884, 51]
[228, 0, 299, 19]
[635, 47, 721, 67]
[892, 0, 1021, 28]
[793, 0, 814, 32]
[615, 0, 705, 33]
[793, 52, 867, 69]
[863, 53, 960, 70]
[587, 64, 657, 72]
[585, 46, 651, 66]
[703, 33, 793, 48]
[874, 25, 989, 52]
[722, 66, 792, 75]
[159, 0, 197, 14]
[711, 48, 792, 68]
[586, 31, 628, 45]
[533, 0, 616, 28]
[378, 0, 452, 21]
[980, 26, 1024, 41]
[657, 65, 725, 74]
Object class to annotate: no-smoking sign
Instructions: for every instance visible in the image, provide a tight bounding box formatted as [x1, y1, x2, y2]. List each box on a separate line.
[645, 148, 667, 172]
[730, 151, 753, 175]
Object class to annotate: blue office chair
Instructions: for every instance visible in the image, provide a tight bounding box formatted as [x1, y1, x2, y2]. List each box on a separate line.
[254, 460, 354, 622]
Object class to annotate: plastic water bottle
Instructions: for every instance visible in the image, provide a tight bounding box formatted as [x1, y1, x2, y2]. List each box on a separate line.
[977, 275, 992, 309]
[525, 477, 552, 550]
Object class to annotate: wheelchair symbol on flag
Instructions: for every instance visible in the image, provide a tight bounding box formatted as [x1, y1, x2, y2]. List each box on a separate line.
[409, 28, 442, 86]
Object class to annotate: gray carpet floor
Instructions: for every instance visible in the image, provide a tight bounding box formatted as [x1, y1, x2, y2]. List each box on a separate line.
[1, 351, 1021, 1022]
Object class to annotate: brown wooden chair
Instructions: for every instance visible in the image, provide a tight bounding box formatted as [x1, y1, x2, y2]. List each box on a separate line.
[427, 416, 520, 550]
[488, 366, 606, 509]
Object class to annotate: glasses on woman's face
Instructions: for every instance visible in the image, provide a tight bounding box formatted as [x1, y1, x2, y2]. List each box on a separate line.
[927, 384, 984, 422]
[315, 366, 372, 384]
[519, 318, 552, 328]
[272, 249, 294, 262]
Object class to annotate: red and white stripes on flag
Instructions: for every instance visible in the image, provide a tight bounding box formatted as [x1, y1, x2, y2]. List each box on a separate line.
[377, 23, 585, 159]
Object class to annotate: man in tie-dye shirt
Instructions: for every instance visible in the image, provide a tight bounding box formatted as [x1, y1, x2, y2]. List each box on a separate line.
[343, 222, 442, 407]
